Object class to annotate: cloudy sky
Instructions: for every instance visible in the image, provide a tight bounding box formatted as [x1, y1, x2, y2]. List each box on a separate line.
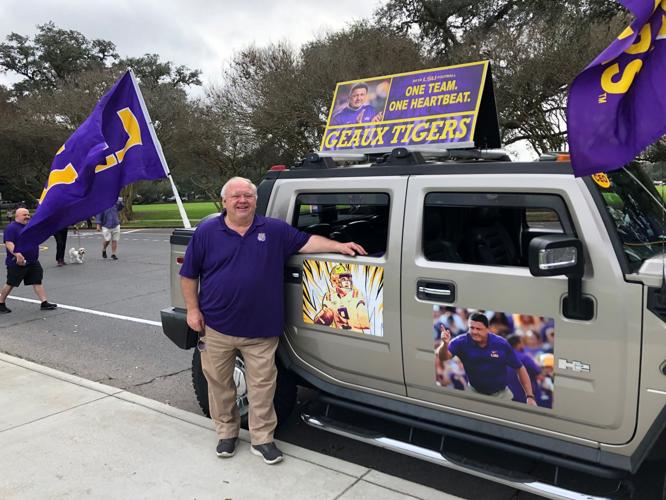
[1, 1, 536, 159]
[1, 0, 383, 90]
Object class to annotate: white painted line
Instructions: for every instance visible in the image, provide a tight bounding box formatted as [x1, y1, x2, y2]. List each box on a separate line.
[6, 296, 162, 326]
[122, 229, 142, 234]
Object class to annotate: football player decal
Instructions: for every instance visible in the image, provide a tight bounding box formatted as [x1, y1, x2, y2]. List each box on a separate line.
[314, 264, 370, 333]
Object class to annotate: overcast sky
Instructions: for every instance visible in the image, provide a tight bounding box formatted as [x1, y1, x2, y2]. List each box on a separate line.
[1, 0, 383, 90]
[1, 1, 536, 159]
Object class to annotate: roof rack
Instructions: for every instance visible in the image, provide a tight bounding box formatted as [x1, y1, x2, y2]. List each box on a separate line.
[371, 147, 511, 165]
[373, 147, 425, 166]
[539, 152, 570, 162]
[293, 146, 511, 169]
[293, 153, 339, 169]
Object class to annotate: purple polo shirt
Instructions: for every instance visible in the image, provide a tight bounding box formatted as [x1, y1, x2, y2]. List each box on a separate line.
[330, 104, 378, 125]
[448, 333, 522, 395]
[507, 351, 542, 404]
[4, 221, 39, 267]
[179, 213, 311, 338]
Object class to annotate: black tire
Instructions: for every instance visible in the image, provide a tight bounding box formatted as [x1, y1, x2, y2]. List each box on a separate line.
[191, 348, 297, 427]
[629, 458, 666, 500]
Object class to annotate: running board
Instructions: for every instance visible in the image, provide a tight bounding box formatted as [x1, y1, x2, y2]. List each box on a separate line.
[301, 412, 614, 500]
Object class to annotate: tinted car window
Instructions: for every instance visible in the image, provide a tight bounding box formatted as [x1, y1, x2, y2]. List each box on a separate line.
[293, 193, 390, 256]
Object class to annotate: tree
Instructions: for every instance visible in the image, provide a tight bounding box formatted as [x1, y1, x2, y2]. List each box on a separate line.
[118, 53, 201, 89]
[0, 23, 205, 213]
[300, 23, 429, 143]
[374, 0, 628, 155]
[0, 22, 118, 96]
[209, 22, 427, 171]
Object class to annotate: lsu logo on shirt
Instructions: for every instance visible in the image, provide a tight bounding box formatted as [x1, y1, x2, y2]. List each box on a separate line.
[490, 351, 500, 358]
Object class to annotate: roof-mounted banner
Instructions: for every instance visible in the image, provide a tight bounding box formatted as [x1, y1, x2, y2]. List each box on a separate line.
[320, 60, 501, 154]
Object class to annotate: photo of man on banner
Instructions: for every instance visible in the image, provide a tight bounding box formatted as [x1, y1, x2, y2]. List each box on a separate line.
[329, 80, 389, 126]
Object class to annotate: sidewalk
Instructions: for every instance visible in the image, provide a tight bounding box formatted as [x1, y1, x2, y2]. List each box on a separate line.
[0, 352, 456, 500]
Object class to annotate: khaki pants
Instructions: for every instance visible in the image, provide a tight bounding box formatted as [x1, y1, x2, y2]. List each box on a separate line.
[470, 385, 514, 400]
[200, 326, 279, 445]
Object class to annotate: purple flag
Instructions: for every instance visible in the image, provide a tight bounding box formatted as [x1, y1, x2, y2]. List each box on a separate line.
[15, 70, 167, 252]
[567, 0, 666, 177]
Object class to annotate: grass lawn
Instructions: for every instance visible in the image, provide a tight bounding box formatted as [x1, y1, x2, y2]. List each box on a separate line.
[127, 202, 219, 227]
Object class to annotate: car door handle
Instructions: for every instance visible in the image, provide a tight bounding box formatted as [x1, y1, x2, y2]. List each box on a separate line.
[416, 280, 456, 303]
[418, 286, 451, 296]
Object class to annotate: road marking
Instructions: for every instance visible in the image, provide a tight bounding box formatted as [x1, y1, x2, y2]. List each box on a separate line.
[6, 296, 162, 326]
[123, 229, 142, 234]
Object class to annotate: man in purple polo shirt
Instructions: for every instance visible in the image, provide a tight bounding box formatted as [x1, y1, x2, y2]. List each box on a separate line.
[0, 208, 58, 314]
[436, 312, 537, 406]
[506, 334, 542, 405]
[180, 176, 366, 464]
[330, 82, 384, 126]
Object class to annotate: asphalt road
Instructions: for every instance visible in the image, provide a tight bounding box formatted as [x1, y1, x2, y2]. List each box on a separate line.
[0, 228, 542, 499]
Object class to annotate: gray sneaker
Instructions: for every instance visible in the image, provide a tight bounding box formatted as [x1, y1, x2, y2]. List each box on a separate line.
[251, 442, 283, 464]
[216, 438, 237, 458]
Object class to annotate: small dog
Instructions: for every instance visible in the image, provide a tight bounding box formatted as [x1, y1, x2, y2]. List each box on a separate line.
[68, 247, 86, 264]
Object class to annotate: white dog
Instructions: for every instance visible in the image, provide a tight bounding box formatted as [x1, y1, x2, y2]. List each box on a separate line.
[68, 247, 86, 264]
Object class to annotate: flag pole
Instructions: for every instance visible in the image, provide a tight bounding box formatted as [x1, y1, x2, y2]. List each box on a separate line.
[127, 69, 191, 229]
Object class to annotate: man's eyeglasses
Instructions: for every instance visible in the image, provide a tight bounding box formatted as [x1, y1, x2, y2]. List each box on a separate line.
[228, 193, 256, 200]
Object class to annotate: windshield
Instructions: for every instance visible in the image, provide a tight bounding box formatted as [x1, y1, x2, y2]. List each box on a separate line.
[593, 164, 666, 271]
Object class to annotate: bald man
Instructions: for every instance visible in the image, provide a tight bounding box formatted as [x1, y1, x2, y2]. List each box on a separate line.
[181, 176, 366, 464]
[0, 208, 57, 313]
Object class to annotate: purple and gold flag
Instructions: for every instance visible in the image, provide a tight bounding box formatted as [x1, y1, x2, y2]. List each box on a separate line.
[15, 70, 167, 252]
[567, 0, 666, 177]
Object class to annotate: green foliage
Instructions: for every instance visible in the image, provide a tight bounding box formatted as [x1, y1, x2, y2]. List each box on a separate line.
[133, 202, 217, 219]
[125, 202, 218, 227]
[119, 53, 201, 89]
[210, 22, 426, 168]
[3, 11, 665, 216]
[0, 23, 203, 208]
[0, 22, 118, 96]
[374, 0, 629, 155]
[655, 185, 666, 201]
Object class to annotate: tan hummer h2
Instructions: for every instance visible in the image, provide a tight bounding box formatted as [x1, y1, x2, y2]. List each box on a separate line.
[161, 148, 666, 499]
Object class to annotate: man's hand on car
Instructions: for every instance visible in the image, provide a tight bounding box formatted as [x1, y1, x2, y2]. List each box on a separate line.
[336, 241, 367, 256]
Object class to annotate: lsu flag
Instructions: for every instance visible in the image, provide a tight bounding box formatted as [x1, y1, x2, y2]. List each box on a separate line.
[15, 70, 167, 252]
[567, 0, 666, 177]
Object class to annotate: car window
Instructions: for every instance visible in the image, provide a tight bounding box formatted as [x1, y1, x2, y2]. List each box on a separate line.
[423, 193, 568, 266]
[293, 193, 390, 256]
[593, 165, 666, 270]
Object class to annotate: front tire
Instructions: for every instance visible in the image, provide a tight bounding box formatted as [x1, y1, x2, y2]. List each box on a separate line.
[191, 348, 297, 427]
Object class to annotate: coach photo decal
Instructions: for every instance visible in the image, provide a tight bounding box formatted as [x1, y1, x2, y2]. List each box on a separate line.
[434, 306, 554, 409]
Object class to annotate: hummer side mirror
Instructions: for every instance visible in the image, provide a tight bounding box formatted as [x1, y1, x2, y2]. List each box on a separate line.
[529, 235, 594, 320]
[529, 235, 583, 277]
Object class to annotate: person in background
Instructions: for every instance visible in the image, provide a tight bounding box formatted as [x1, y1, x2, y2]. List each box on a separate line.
[0, 208, 57, 314]
[538, 353, 555, 408]
[54, 226, 68, 267]
[506, 334, 542, 405]
[96, 198, 124, 260]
